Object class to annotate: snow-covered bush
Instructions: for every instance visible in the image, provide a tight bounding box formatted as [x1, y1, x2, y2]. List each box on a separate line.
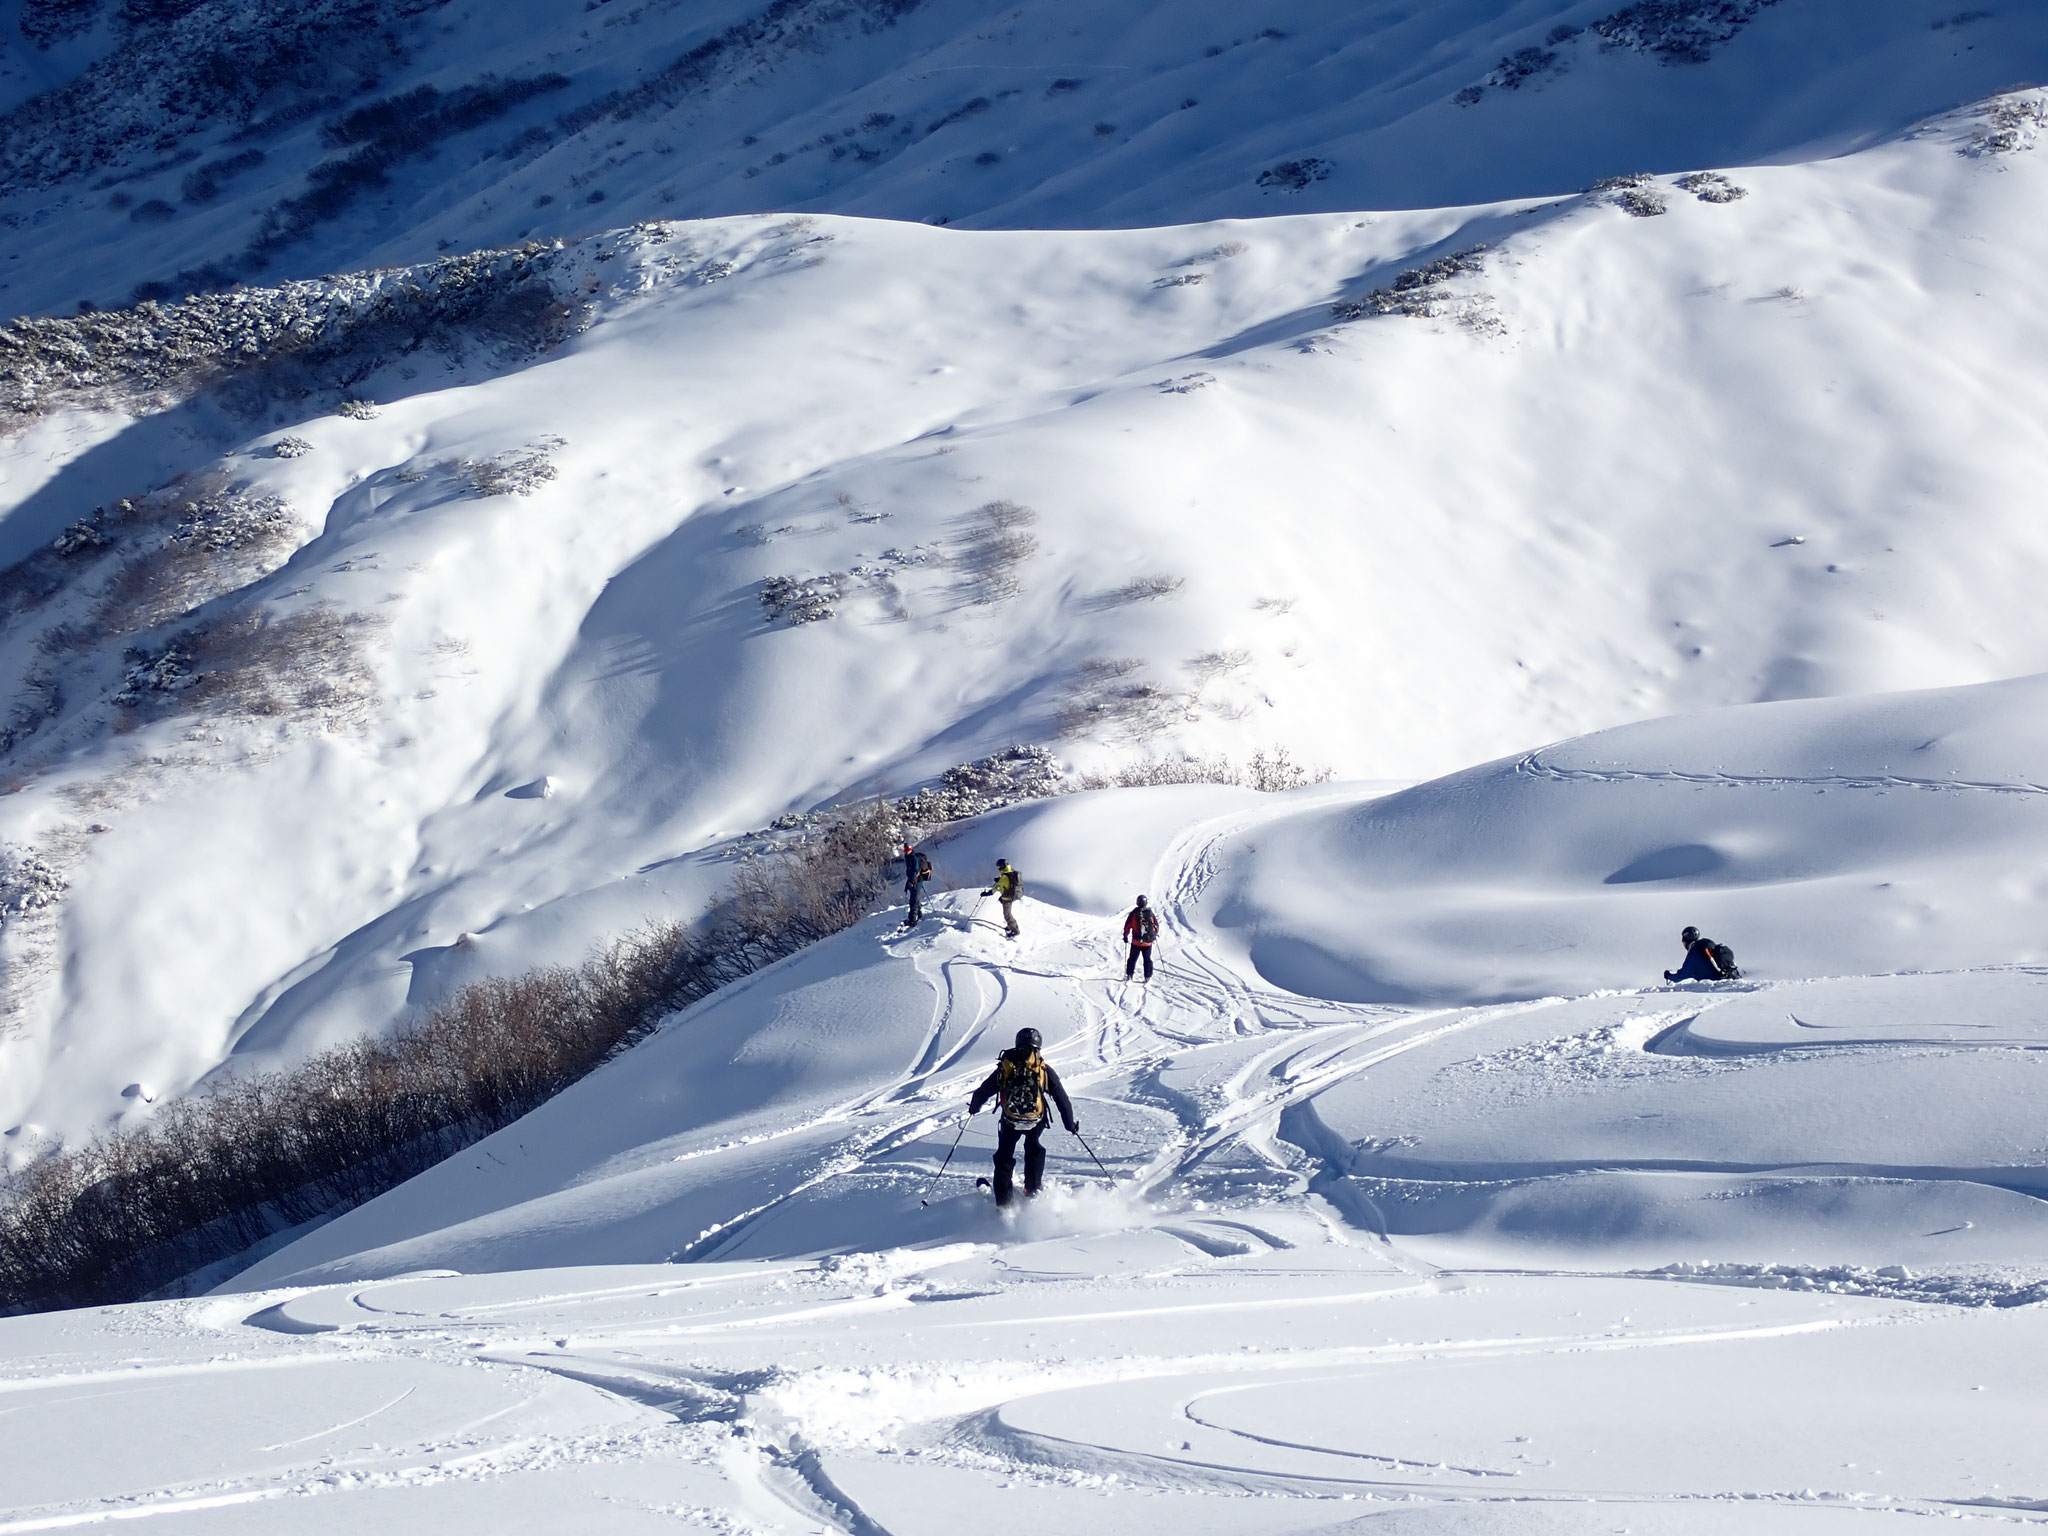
[1963, 95, 2048, 157]
[270, 435, 313, 458]
[112, 640, 193, 705]
[51, 519, 109, 556]
[0, 240, 585, 424]
[894, 744, 1064, 825]
[462, 449, 559, 497]
[1590, 0, 1782, 65]
[1073, 746, 1331, 792]
[0, 845, 66, 919]
[1255, 157, 1332, 192]
[335, 398, 379, 420]
[1676, 170, 1747, 202]
[760, 573, 844, 625]
[1330, 247, 1490, 323]
[1592, 172, 1669, 216]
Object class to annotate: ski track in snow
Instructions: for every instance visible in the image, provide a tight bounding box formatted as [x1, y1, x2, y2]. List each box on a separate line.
[10, 792, 2048, 1531]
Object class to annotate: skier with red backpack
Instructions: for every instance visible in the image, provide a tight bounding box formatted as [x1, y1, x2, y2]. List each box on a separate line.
[1122, 894, 1158, 981]
[967, 1027, 1078, 1206]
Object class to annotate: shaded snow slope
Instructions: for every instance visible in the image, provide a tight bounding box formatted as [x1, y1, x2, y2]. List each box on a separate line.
[0, 0, 2042, 317]
[5, 92, 2048, 1148]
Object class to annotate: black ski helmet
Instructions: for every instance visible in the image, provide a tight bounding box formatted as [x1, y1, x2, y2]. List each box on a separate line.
[1015, 1027, 1042, 1053]
[1681, 926, 1700, 944]
[1134, 894, 1148, 907]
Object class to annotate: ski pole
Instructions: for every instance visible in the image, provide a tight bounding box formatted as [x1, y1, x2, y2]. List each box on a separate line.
[968, 892, 989, 928]
[1072, 1128, 1114, 1184]
[919, 1111, 974, 1206]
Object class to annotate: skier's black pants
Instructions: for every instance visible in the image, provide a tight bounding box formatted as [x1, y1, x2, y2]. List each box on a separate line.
[1124, 943, 1153, 980]
[906, 883, 923, 924]
[993, 1120, 1046, 1204]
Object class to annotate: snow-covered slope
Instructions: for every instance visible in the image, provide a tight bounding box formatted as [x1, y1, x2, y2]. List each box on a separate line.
[0, 0, 2041, 317]
[4, 79, 2048, 1149]
[232, 672, 2048, 1289]
[9, 673, 2027, 1530]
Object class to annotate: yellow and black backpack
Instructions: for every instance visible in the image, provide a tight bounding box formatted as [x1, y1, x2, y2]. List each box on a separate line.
[998, 1051, 1046, 1125]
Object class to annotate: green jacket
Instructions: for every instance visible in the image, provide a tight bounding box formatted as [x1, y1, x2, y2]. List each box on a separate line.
[994, 867, 1022, 900]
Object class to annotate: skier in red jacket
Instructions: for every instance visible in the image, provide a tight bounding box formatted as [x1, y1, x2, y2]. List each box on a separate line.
[1122, 894, 1158, 981]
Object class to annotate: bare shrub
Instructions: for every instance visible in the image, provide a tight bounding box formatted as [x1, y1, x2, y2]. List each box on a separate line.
[0, 790, 925, 1315]
[1097, 573, 1185, 606]
[1059, 656, 1179, 739]
[95, 485, 303, 633]
[951, 500, 1039, 605]
[1187, 647, 1250, 685]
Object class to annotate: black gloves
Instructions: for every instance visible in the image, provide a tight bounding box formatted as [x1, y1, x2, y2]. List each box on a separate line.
[1065, 1119, 1080, 1135]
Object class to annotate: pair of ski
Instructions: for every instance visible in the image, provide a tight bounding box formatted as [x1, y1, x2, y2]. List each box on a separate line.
[919, 1112, 1116, 1206]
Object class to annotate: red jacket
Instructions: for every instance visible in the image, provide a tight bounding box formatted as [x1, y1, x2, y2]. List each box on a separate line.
[1123, 908, 1157, 946]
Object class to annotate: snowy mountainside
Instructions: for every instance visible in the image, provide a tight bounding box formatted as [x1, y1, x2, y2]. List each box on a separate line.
[4, 87, 2048, 1151]
[0, 0, 2042, 317]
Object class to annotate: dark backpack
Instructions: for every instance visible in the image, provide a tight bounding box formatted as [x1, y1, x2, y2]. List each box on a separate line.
[914, 852, 932, 883]
[1710, 941, 1740, 979]
[1133, 907, 1159, 944]
[999, 1053, 1046, 1124]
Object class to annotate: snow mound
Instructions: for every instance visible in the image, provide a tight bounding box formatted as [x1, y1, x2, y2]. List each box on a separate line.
[1203, 676, 2048, 1003]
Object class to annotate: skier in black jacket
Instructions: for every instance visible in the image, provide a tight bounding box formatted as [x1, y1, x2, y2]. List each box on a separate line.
[968, 1027, 1078, 1205]
[1664, 926, 1736, 982]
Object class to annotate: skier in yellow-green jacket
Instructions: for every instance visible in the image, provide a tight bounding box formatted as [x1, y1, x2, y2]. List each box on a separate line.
[984, 858, 1022, 938]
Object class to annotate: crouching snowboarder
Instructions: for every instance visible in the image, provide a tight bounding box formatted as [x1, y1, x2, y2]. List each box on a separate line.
[968, 1027, 1078, 1206]
[900, 841, 933, 926]
[1664, 925, 1740, 983]
[1123, 894, 1158, 981]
